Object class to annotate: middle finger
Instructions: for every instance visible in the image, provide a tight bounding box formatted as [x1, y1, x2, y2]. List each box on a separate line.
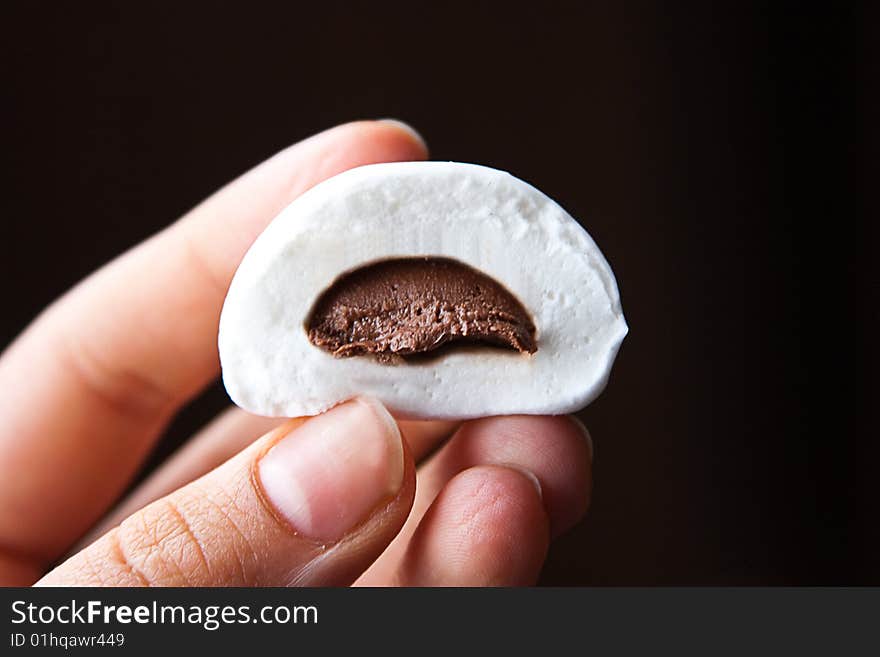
[355, 414, 593, 586]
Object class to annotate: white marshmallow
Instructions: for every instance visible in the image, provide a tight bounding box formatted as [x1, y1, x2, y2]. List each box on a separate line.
[218, 161, 627, 419]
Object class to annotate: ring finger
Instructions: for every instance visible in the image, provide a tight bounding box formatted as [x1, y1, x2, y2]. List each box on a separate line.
[356, 414, 593, 586]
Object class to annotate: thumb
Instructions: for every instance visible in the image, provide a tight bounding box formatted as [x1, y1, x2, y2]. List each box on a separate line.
[38, 398, 414, 586]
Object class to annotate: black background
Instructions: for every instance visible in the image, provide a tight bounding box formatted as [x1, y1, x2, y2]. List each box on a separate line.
[1, 2, 873, 584]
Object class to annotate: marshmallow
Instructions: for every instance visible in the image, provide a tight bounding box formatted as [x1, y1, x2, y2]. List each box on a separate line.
[218, 161, 628, 419]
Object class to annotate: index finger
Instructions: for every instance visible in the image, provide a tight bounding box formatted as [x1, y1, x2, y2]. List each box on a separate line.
[0, 120, 428, 582]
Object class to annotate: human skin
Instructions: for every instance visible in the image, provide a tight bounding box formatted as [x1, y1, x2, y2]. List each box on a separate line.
[0, 120, 593, 586]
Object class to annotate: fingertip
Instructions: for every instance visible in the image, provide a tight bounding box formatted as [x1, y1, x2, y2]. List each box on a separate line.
[567, 414, 594, 464]
[321, 119, 429, 162]
[397, 419, 461, 461]
[374, 119, 429, 158]
[269, 119, 428, 204]
[453, 415, 593, 538]
[496, 463, 544, 501]
[257, 398, 405, 542]
[399, 464, 549, 586]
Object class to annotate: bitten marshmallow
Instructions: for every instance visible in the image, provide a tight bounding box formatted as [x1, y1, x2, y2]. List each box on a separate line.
[218, 161, 628, 420]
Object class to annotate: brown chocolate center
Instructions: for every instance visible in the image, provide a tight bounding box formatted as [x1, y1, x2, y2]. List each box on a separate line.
[305, 257, 537, 363]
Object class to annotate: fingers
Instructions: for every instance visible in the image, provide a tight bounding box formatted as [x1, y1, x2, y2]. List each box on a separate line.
[0, 120, 427, 571]
[81, 408, 283, 544]
[86, 411, 456, 544]
[39, 398, 415, 587]
[423, 415, 594, 537]
[396, 465, 549, 586]
[398, 419, 461, 461]
[356, 415, 592, 586]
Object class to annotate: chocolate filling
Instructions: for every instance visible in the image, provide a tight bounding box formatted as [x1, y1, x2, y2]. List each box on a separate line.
[306, 257, 537, 362]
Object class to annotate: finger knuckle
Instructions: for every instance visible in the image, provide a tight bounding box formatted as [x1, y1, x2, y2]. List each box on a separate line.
[115, 498, 214, 586]
[115, 484, 264, 586]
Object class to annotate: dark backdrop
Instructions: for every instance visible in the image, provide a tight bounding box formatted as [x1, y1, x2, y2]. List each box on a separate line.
[2, 2, 873, 584]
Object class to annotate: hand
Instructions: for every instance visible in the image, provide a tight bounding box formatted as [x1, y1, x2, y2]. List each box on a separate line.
[0, 121, 593, 586]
